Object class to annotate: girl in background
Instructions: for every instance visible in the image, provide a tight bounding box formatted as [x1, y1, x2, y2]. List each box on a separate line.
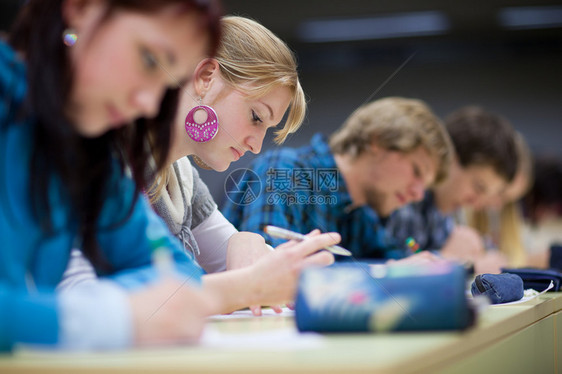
[467, 132, 533, 267]
[521, 156, 562, 268]
[61, 16, 337, 317]
[152, 16, 335, 315]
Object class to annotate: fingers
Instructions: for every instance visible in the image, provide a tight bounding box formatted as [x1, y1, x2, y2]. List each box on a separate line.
[301, 249, 335, 268]
[286, 302, 295, 310]
[272, 229, 337, 252]
[417, 251, 442, 261]
[287, 232, 341, 258]
[275, 239, 300, 251]
[389, 251, 443, 266]
[250, 305, 262, 316]
[249, 305, 284, 315]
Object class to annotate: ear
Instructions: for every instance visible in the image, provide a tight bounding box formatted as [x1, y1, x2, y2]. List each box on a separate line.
[62, 0, 105, 32]
[192, 58, 221, 97]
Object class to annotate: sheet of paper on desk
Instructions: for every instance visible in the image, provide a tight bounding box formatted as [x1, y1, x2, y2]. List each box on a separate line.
[208, 307, 295, 320]
[200, 326, 325, 350]
[492, 280, 554, 306]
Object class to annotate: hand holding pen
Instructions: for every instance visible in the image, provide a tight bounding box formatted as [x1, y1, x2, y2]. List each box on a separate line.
[264, 225, 352, 256]
[233, 227, 339, 312]
[129, 222, 217, 346]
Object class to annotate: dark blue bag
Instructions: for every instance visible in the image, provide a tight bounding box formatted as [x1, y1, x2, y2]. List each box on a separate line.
[502, 268, 562, 292]
[295, 262, 474, 333]
[549, 244, 562, 271]
[470, 273, 524, 304]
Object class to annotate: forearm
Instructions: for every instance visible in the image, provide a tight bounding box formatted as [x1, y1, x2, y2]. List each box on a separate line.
[201, 268, 256, 314]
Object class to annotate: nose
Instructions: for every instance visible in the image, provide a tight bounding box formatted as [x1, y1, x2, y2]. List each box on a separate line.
[463, 192, 478, 207]
[245, 129, 266, 154]
[471, 196, 489, 210]
[132, 86, 164, 119]
[408, 181, 426, 202]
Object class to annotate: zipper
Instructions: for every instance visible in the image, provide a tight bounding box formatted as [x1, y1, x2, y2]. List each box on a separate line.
[475, 275, 486, 293]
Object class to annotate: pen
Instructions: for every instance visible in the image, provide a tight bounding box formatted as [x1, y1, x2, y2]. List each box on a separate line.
[405, 237, 421, 254]
[147, 222, 175, 277]
[264, 225, 352, 256]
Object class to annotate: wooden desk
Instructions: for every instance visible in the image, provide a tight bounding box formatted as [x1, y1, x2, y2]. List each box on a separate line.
[1, 293, 560, 374]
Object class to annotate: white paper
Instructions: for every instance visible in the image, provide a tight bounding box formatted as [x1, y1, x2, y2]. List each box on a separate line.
[208, 307, 295, 320]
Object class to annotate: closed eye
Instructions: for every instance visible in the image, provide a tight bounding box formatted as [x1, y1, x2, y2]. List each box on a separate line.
[413, 163, 422, 179]
[252, 110, 263, 124]
[473, 180, 486, 195]
[141, 47, 158, 71]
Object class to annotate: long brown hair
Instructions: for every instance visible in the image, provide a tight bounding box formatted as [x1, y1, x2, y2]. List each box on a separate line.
[8, 0, 221, 270]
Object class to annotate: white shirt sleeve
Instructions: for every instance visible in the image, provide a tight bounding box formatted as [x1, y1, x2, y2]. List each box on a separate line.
[191, 209, 237, 273]
[57, 279, 133, 350]
[56, 249, 98, 292]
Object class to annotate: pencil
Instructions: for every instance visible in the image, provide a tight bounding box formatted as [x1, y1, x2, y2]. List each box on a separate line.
[264, 225, 352, 256]
[147, 222, 175, 277]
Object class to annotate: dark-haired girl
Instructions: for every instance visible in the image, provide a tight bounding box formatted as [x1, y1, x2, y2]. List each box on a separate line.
[0, 0, 221, 350]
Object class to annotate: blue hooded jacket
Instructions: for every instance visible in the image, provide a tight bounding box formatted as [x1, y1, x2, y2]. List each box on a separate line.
[0, 40, 202, 351]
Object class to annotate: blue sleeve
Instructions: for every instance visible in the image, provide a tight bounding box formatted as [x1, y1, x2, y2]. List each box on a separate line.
[386, 204, 423, 249]
[0, 42, 60, 352]
[426, 214, 455, 249]
[96, 174, 203, 288]
[0, 286, 59, 351]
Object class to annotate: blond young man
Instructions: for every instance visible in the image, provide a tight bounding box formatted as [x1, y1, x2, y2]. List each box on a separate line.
[222, 97, 453, 259]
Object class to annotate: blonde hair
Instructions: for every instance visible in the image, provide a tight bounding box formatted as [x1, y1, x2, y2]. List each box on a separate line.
[215, 16, 305, 144]
[149, 16, 305, 203]
[468, 131, 533, 266]
[329, 97, 453, 184]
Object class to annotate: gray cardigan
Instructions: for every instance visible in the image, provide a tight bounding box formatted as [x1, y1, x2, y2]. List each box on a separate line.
[152, 157, 236, 273]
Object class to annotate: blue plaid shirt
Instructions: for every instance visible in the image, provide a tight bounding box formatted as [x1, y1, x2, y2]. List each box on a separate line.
[221, 134, 402, 259]
[385, 191, 454, 251]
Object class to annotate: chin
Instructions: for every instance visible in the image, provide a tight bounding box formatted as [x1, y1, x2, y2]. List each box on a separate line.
[72, 114, 111, 138]
[378, 200, 402, 217]
[379, 208, 393, 218]
[76, 123, 108, 138]
[214, 164, 229, 172]
[208, 159, 230, 172]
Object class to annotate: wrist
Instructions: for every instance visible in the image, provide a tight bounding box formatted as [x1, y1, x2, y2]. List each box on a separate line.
[202, 267, 258, 313]
[243, 265, 263, 307]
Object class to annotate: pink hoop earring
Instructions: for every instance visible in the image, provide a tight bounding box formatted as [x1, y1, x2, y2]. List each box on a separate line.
[185, 101, 219, 143]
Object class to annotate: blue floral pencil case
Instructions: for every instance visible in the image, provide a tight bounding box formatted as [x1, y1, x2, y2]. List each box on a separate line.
[295, 262, 474, 332]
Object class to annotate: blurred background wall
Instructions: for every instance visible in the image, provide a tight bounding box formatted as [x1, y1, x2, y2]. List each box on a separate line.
[2, 0, 561, 206]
